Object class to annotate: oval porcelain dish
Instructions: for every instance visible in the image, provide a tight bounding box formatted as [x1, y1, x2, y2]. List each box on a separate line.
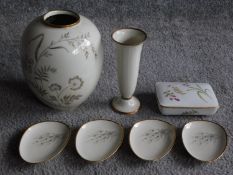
[182, 120, 227, 162]
[19, 121, 71, 163]
[75, 120, 124, 162]
[129, 120, 176, 161]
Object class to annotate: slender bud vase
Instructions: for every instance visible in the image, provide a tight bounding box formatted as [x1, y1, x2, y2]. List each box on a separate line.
[111, 28, 147, 115]
[21, 10, 104, 110]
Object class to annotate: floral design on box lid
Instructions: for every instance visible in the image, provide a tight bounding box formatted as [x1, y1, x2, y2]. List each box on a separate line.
[163, 83, 212, 103]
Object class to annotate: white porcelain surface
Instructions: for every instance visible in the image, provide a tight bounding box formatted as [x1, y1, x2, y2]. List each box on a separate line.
[112, 96, 140, 114]
[182, 121, 227, 162]
[156, 82, 219, 115]
[19, 121, 70, 163]
[112, 28, 146, 46]
[21, 10, 104, 110]
[111, 28, 146, 114]
[130, 120, 176, 161]
[75, 120, 124, 162]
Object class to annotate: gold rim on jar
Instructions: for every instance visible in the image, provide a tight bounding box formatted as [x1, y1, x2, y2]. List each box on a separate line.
[43, 10, 80, 28]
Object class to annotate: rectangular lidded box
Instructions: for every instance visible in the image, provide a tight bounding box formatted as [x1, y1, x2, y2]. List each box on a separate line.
[155, 82, 219, 115]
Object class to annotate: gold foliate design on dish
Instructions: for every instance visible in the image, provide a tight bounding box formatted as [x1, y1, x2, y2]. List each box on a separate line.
[142, 128, 172, 144]
[87, 130, 118, 143]
[192, 132, 220, 145]
[33, 132, 65, 146]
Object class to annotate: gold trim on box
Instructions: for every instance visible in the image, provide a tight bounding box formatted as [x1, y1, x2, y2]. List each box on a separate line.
[19, 121, 71, 164]
[181, 120, 228, 163]
[75, 119, 124, 163]
[43, 10, 80, 28]
[129, 119, 176, 161]
[159, 104, 220, 109]
[155, 94, 219, 109]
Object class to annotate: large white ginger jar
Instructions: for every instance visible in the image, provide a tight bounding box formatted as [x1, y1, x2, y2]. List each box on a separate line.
[21, 10, 104, 110]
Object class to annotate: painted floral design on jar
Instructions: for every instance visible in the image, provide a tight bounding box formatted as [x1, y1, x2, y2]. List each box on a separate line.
[47, 75, 84, 106]
[68, 75, 84, 90]
[49, 83, 62, 91]
[23, 32, 96, 108]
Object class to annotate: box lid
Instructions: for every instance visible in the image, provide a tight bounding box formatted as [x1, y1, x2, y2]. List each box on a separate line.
[155, 82, 219, 108]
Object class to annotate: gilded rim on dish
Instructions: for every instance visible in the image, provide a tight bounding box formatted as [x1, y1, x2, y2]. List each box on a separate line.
[181, 120, 228, 163]
[129, 119, 176, 161]
[43, 10, 80, 28]
[111, 27, 147, 46]
[19, 121, 71, 164]
[75, 119, 124, 163]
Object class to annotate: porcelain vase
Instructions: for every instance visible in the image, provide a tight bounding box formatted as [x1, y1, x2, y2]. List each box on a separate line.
[21, 10, 104, 110]
[111, 28, 147, 114]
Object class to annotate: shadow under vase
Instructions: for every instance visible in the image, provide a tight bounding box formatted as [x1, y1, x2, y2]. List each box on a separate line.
[0, 79, 54, 113]
[136, 92, 160, 114]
